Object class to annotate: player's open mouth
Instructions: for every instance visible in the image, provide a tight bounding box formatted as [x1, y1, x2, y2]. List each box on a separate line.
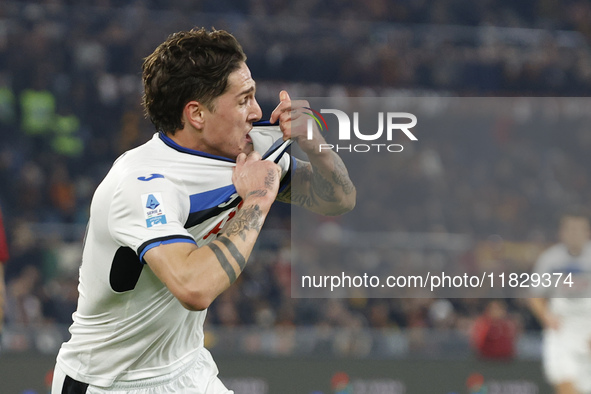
[245, 133, 252, 143]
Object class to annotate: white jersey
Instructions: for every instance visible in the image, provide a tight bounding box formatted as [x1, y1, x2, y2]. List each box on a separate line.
[55, 126, 293, 387]
[531, 242, 591, 321]
[533, 242, 591, 391]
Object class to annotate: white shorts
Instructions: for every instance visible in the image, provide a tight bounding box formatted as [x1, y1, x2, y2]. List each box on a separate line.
[51, 352, 233, 394]
[543, 323, 591, 393]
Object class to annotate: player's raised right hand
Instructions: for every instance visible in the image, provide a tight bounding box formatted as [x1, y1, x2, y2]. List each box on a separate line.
[233, 151, 281, 209]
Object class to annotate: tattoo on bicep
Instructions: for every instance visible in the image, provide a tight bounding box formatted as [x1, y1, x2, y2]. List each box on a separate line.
[217, 236, 246, 270]
[332, 156, 355, 195]
[207, 242, 237, 283]
[222, 204, 264, 241]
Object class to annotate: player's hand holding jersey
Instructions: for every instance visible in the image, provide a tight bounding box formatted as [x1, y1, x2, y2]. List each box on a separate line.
[233, 150, 281, 209]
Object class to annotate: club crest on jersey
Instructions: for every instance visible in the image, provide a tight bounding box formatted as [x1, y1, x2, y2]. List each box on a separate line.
[141, 193, 167, 228]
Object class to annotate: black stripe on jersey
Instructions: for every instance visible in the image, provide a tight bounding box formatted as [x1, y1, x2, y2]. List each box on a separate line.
[110, 247, 144, 293]
[185, 197, 242, 229]
[61, 374, 89, 393]
[137, 235, 195, 263]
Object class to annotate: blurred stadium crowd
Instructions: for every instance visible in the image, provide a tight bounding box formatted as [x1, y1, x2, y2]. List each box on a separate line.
[1, 0, 591, 356]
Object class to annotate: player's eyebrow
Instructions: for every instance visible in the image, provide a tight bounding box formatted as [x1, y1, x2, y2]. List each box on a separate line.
[236, 84, 256, 98]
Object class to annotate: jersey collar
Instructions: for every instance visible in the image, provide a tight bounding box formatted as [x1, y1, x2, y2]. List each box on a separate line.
[158, 132, 235, 162]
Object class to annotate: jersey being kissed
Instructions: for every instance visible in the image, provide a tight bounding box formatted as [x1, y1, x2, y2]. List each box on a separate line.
[56, 127, 292, 387]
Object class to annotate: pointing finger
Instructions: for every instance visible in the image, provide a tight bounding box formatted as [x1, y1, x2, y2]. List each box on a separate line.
[280, 90, 290, 102]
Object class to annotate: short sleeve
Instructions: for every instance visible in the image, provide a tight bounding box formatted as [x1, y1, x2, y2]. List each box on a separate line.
[108, 174, 195, 263]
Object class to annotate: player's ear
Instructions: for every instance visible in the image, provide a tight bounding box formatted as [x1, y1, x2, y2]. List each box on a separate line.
[183, 101, 205, 130]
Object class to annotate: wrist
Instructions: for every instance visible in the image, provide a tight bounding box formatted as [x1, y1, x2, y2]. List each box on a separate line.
[296, 133, 329, 157]
[303, 147, 337, 167]
[304, 148, 332, 160]
[242, 193, 274, 212]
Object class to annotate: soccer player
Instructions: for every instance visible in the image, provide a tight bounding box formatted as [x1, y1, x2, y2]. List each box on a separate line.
[51, 28, 355, 393]
[529, 209, 591, 394]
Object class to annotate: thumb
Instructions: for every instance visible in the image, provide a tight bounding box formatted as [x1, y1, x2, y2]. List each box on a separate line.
[236, 152, 247, 165]
[279, 90, 290, 102]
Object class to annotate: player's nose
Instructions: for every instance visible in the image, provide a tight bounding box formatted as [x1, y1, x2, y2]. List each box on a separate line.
[249, 97, 262, 122]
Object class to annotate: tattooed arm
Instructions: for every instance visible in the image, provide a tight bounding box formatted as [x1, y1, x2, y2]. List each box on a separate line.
[271, 91, 356, 215]
[277, 154, 356, 215]
[144, 152, 280, 311]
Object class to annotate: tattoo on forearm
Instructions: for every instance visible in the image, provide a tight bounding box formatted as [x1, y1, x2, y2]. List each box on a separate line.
[247, 189, 268, 198]
[222, 204, 264, 241]
[276, 157, 354, 210]
[298, 163, 313, 182]
[264, 169, 277, 189]
[247, 170, 277, 200]
[208, 242, 237, 283]
[291, 193, 316, 208]
[217, 236, 246, 270]
[275, 182, 291, 203]
[332, 156, 355, 195]
[311, 169, 337, 202]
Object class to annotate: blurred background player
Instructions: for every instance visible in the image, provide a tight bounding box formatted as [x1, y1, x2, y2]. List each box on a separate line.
[529, 209, 591, 394]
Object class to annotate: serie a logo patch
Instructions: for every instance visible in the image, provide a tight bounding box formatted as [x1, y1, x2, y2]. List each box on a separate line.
[141, 192, 167, 228]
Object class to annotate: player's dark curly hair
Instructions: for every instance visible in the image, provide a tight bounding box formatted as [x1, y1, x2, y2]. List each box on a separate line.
[142, 28, 246, 134]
